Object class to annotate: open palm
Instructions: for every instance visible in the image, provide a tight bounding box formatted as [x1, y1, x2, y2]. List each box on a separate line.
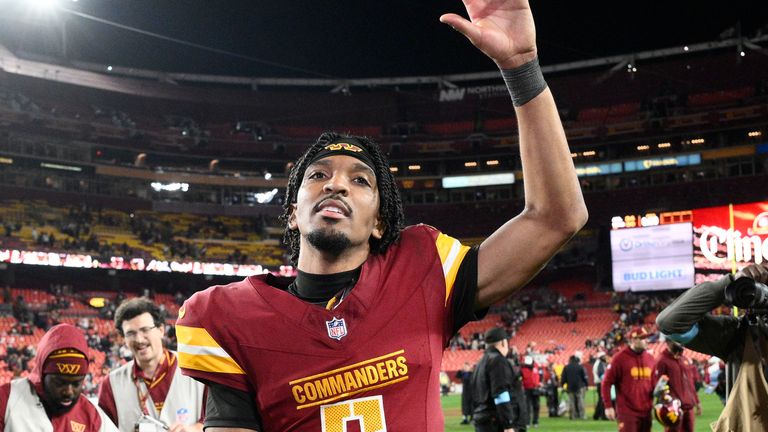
[441, 0, 537, 69]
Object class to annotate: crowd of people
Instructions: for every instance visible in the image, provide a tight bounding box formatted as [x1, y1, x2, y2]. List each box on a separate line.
[0, 202, 282, 267]
[452, 323, 714, 432]
[0, 286, 182, 398]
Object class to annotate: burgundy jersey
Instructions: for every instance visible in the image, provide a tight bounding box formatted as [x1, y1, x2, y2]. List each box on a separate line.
[176, 225, 471, 431]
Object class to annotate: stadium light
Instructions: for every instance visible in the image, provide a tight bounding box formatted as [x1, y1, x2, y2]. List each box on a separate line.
[28, 0, 58, 12]
[254, 188, 278, 204]
[611, 216, 626, 230]
[640, 213, 660, 227]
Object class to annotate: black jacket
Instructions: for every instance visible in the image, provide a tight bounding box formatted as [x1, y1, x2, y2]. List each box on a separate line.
[561, 356, 588, 392]
[470, 347, 526, 428]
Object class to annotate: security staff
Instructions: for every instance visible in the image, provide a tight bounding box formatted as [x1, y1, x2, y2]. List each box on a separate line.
[471, 328, 527, 432]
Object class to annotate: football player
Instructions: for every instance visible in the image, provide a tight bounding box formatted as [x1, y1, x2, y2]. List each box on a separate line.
[176, 0, 587, 430]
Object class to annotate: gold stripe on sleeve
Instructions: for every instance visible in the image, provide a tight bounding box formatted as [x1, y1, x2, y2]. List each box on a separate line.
[436, 233, 471, 306]
[176, 325, 246, 374]
[178, 352, 246, 375]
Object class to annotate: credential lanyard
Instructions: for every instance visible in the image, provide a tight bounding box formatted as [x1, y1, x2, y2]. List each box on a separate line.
[133, 375, 157, 419]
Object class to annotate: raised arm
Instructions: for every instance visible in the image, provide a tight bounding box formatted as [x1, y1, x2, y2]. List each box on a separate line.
[441, 0, 588, 309]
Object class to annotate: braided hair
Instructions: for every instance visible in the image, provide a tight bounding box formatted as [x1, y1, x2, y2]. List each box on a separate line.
[279, 131, 405, 265]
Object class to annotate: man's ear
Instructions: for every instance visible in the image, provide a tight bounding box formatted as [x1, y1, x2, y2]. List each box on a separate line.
[288, 204, 298, 230]
[371, 216, 385, 240]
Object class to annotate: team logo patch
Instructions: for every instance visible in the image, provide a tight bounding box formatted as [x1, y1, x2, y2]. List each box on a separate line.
[326, 317, 348, 340]
[178, 306, 186, 319]
[57, 363, 81, 375]
[324, 142, 363, 153]
[70, 420, 85, 432]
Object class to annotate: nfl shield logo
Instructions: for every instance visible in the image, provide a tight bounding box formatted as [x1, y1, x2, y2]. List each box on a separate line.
[176, 407, 190, 424]
[326, 317, 347, 340]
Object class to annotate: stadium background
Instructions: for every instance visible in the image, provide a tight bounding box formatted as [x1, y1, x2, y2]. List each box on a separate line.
[0, 1, 767, 430]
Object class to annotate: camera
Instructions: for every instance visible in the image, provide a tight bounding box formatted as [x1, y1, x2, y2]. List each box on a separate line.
[724, 277, 768, 310]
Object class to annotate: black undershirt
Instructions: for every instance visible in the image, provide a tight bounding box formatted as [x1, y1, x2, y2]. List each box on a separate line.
[203, 246, 482, 431]
[287, 266, 361, 306]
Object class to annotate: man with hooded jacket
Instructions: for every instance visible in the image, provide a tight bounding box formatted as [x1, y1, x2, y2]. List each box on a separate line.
[0, 323, 118, 431]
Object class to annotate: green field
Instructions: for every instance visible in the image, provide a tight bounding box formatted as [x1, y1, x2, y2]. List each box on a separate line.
[442, 388, 723, 431]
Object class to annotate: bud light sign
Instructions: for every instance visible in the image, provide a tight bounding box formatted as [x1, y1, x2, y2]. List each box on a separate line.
[611, 223, 694, 291]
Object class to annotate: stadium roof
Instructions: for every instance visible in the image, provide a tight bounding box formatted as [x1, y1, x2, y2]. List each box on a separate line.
[0, 0, 765, 80]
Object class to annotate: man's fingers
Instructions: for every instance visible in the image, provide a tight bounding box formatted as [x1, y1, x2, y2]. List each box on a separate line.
[738, 264, 768, 283]
[439, 13, 482, 44]
[756, 263, 768, 282]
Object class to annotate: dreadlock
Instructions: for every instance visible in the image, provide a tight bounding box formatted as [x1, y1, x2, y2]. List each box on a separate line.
[279, 131, 405, 265]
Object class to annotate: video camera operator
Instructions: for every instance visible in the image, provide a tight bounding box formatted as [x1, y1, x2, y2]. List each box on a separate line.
[656, 263, 768, 431]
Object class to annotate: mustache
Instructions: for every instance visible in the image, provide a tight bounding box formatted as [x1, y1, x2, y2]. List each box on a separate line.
[313, 194, 352, 215]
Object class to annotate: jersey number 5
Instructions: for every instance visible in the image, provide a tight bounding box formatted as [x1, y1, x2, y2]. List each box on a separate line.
[320, 395, 387, 432]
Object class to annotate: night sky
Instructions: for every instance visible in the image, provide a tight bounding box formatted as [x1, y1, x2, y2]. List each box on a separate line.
[0, 0, 765, 79]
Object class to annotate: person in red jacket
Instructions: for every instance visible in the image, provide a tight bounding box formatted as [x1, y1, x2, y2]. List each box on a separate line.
[520, 355, 542, 428]
[652, 340, 702, 432]
[601, 326, 655, 432]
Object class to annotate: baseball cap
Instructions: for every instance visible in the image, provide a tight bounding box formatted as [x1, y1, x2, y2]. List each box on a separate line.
[484, 327, 509, 344]
[628, 326, 650, 339]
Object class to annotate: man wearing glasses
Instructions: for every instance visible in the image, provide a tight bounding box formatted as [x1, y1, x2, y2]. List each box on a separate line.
[98, 297, 206, 432]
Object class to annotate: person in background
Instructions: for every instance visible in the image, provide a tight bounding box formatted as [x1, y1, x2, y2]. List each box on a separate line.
[456, 362, 475, 425]
[543, 365, 560, 418]
[601, 326, 655, 432]
[560, 354, 588, 420]
[472, 328, 528, 432]
[656, 263, 768, 430]
[592, 351, 608, 420]
[520, 355, 542, 428]
[98, 298, 205, 432]
[0, 324, 118, 432]
[652, 339, 701, 432]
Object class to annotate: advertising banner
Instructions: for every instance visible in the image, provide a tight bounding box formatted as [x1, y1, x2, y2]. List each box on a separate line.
[611, 223, 694, 291]
[693, 202, 768, 283]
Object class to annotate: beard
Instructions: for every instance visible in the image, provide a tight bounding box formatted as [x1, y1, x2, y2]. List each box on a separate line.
[306, 228, 352, 257]
[42, 390, 78, 416]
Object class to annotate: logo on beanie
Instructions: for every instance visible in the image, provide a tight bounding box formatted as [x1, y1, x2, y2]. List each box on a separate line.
[324, 142, 363, 152]
[57, 363, 82, 375]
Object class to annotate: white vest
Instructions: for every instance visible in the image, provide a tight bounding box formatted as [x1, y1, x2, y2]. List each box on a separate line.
[108, 355, 204, 432]
[4, 378, 117, 432]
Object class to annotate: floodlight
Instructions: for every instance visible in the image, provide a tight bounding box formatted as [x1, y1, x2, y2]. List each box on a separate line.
[28, 0, 58, 12]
